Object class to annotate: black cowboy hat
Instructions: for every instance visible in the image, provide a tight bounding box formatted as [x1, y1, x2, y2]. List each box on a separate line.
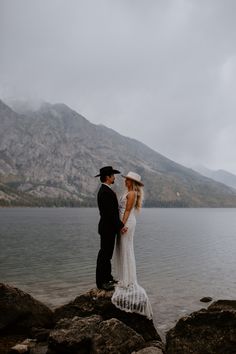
[95, 166, 121, 177]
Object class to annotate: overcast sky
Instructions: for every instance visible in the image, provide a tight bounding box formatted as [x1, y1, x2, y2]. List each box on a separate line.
[1, 0, 236, 174]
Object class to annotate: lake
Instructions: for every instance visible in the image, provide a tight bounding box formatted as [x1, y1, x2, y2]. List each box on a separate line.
[0, 207, 236, 336]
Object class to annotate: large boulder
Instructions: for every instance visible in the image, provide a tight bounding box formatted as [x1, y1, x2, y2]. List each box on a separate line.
[47, 315, 103, 354]
[0, 283, 54, 334]
[54, 288, 161, 342]
[166, 300, 236, 354]
[47, 315, 145, 354]
[93, 318, 145, 354]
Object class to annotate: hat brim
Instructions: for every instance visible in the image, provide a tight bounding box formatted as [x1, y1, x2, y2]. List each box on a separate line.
[95, 169, 121, 177]
[122, 175, 144, 186]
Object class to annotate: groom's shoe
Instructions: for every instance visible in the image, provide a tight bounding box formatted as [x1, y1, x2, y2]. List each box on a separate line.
[99, 282, 114, 291]
[108, 276, 118, 284]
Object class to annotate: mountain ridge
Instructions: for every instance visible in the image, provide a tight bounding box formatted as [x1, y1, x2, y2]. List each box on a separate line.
[194, 165, 236, 191]
[1, 98, 236, 207]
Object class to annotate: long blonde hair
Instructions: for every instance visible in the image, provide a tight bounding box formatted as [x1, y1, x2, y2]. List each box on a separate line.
[129, 180, 144, 210]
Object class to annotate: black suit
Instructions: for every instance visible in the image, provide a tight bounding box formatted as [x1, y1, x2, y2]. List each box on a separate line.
[96, 184, 124, 288]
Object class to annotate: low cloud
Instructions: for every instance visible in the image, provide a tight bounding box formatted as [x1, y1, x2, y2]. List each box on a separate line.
[1, 0, 236, 173]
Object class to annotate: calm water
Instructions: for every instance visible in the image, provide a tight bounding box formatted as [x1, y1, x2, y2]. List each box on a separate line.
[0, 208, 236, 336]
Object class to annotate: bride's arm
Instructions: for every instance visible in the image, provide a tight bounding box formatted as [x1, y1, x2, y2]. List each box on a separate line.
[122, 191, 136, 227]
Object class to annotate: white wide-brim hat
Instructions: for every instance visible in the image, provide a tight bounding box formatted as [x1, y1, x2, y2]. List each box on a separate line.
[122, 171, 144, 186]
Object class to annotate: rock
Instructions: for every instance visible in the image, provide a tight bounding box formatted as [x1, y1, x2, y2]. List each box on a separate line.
[94, 318, 145, 354]
[31, 328, 51, 342]
[48, 315, 102, 353]
[9, 344, 29, 353]
[30, 343, 48, 354]
[0, 335, 26, 354]
[54, 288, 161, 342]
[21, 339, 37, 346]
[48, 315, 145, 354]
[131, 338, 165, 354]
[9, 339, 47, 354]
[166, 300, 236, 354]
[9, 339, 37, 353]
[208, 299, 236, 311]
[200, 296, 213, 303]
[132, 347, 164, 354]
[0, 283, 54, 334]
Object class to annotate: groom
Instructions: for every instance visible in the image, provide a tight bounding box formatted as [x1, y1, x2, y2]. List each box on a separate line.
[95, 166, 126, 291]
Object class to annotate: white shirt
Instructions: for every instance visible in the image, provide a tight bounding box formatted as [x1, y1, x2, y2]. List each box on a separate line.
[102, 183, 112, 189]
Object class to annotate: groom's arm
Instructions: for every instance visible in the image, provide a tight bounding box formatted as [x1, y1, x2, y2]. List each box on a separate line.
[99, 190, 124, 231]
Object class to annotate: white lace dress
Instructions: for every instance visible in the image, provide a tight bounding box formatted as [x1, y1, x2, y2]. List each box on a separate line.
[111, 192, 153, 319]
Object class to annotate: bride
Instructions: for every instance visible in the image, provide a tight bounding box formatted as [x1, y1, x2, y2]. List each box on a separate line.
[111, 171, 153, 320]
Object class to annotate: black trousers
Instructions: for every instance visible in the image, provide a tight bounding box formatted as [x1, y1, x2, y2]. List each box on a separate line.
[96, 231, 116, 288]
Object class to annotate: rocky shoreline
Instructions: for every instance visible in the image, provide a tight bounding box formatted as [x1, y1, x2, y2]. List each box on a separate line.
[0, 283, 236, 354]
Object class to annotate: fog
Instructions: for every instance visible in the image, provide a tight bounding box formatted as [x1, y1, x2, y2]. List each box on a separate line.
[1, 0, 236, 173]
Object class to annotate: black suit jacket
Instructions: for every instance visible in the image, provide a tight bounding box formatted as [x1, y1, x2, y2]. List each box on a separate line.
[97, 184, 124, 235]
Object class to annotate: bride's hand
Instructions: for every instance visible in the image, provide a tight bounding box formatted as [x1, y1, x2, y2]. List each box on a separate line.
[121, 226, 128, 234]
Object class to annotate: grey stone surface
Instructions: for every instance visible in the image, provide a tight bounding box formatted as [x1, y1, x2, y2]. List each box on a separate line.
[132, 347, 164, 354]
[0, 283, 53, 333]
[166, 300, 236, 354]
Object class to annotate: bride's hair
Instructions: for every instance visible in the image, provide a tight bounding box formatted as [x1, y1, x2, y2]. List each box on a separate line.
[129, 181, 144, 210]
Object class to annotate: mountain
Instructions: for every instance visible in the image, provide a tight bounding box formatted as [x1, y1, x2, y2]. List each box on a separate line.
[194, 166, 236, 191]
[1, 99, 236, 207]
